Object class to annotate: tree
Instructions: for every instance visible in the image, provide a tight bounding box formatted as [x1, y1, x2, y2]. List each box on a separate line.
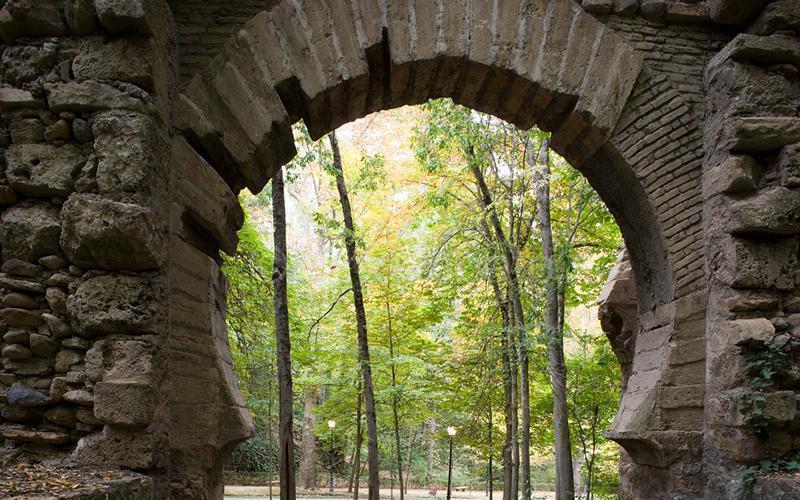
[298, 386, 319, 490]
[272, 170, 296, 499]
[328, 130, 381, 499]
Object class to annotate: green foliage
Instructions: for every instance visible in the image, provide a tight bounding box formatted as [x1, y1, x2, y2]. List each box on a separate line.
[737, 341, 790, 437]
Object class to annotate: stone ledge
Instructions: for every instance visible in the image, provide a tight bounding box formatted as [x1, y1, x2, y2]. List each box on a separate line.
[0, 463, 152, 499]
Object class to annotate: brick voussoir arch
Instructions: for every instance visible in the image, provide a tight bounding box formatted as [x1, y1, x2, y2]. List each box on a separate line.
[173, 0, 679, 307]
[169, 0, 705, 496]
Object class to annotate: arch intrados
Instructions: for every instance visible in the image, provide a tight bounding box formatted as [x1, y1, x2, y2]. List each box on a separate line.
[174, 0, 674, 311]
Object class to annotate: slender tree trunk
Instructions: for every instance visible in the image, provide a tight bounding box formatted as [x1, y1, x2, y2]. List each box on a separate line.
[404, 428, 418, 494]
[350, 380, 363, 500]
[468, 155, 530, 500]
[329, 131, 380, 500]
[386, 296, 405, 500]
[298, 386, 319, 490]
[426, 418, 435, 486]
[488, 403, 493, 500]
[489, 271, 515, 500]
[532, 137, 574, 500]
[272, 170, 296, 500]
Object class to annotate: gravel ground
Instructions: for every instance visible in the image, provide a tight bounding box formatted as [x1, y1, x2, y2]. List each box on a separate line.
[224, 486, 556, 499]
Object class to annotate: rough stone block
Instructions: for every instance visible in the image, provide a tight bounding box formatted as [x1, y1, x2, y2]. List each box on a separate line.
[0, 205, 61, 263]
[67, 275, 166, 337]
[0, 88, 44, 110]
[73, 37, 166, 93]
[716, 236, 798, 290]
[65, 0, 98, 35]
[613, 0, 638, 15]
[71, 426, 163, 469]
[660, 385, 705, 409]
[0, 0, 66, 43]
[85, 339, 156, 383]
[1, 426, 70, 444]
[92, 110, 166, 197]
[60, 194, 165, 271]
[94, 381, 155, 427]
[172, 137, 243, 255]
[709, 0, 770, 25]
[94, 0, 171, 36]
[5, 144, 85, 199]
[44, 80, 153, 114]
[709, 318, 775, 360]
[749, 0, 800, 35]
[6, 382, 48, 407]
[728, 188, 800, 237]
[719, 116, 800, 154]
[704, 155, 758, 198]
[582, 0, 613, 14]
[778, 143, 799, 188]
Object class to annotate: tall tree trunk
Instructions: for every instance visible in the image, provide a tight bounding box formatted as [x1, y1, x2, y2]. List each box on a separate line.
[298, 386, 319, 490]
[404, 428, 418, 494]
[350, 380, 363, 500]
[532, 137, 574, 500]
[387, 297, 405, 500]
[272, 170, 296, 500]
[488, 402, 493, 500]
[329, 131, 381, 500]
[468, 154, 530, 500]
[489, 271, 515, 500]
[426, 418, 435, 486]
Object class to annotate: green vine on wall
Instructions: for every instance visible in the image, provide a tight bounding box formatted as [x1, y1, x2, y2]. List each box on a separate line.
[737, 340, 789, 438]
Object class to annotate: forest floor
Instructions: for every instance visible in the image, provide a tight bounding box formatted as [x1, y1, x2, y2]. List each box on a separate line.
[223, 486, 556, 499]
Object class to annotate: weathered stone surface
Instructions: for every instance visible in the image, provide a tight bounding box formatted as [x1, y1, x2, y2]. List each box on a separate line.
[1, 405, 39, 422]
[0, 0, 66, 43]
[72, 118, 93, 144]
[94, 381, 155, 427]
[44, 405, 77, 427]
[73, 37, 165, 93]
[71, 426, 162, 469]
[94, 0, 171, 35]
[46, 287, 68, 314]
[64, 0, 98, 35]
[582, 0, 613, 15]
[172, 137, 243, 254]
[92, 111, 165, 196]
[2, 308, 43, 328]
[5, 144, 85, 198]
[3, 292, 39, 309]
[0, 88, 43, 110]
[2, 259, 43, 278]
[44, 119, 72, 142]
[0, 205, 61, 262]
[29, 333, 58, 356]
[708, 0, 770, 24]
[613, 0, 639, 15]
[61, 194, 165, 271]
[716, 237, 798, 290]
[0, 186, 18, 206]
[728, 188, 800, 236]
[0, 274, 45, 294]
[55, 350, 83, 373]
[62, 336, 90, 351]
[68, 275, 166, 336]
[84, 338, 155, 383]
[38, 255, 67, 270]
[44, 80, 152, 114]
[6, 382, 48, 407]
[1, 425, 71, 444]
[749, 0, 800, 36]
[49, 376, 67, 402]
[3, 328, 29, 344]
[720, 117, 800, 153]
[9, 118, 44, 143]
[704, 155, 758, 198]
[63, 389, 93, 406]
[42, 313, 73, 338]
[2, 343, 32, 360]
[3, 357, 52, 376]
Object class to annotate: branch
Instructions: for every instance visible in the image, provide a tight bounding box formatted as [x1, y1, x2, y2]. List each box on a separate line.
[306, 287, 354, 341]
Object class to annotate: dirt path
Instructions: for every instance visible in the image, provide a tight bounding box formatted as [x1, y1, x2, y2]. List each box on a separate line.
[224, 486, 556, 499]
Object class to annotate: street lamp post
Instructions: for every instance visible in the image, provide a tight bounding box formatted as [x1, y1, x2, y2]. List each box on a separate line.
[328, 420, 336, 493]
[446, 426, 457, 500]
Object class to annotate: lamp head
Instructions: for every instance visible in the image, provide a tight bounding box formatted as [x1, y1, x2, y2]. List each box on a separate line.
[447, 426, 457, 436]
[328, 420, 336, 429]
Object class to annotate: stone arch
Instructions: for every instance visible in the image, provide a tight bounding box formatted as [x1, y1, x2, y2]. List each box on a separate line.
[165, 0, 709, 497]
